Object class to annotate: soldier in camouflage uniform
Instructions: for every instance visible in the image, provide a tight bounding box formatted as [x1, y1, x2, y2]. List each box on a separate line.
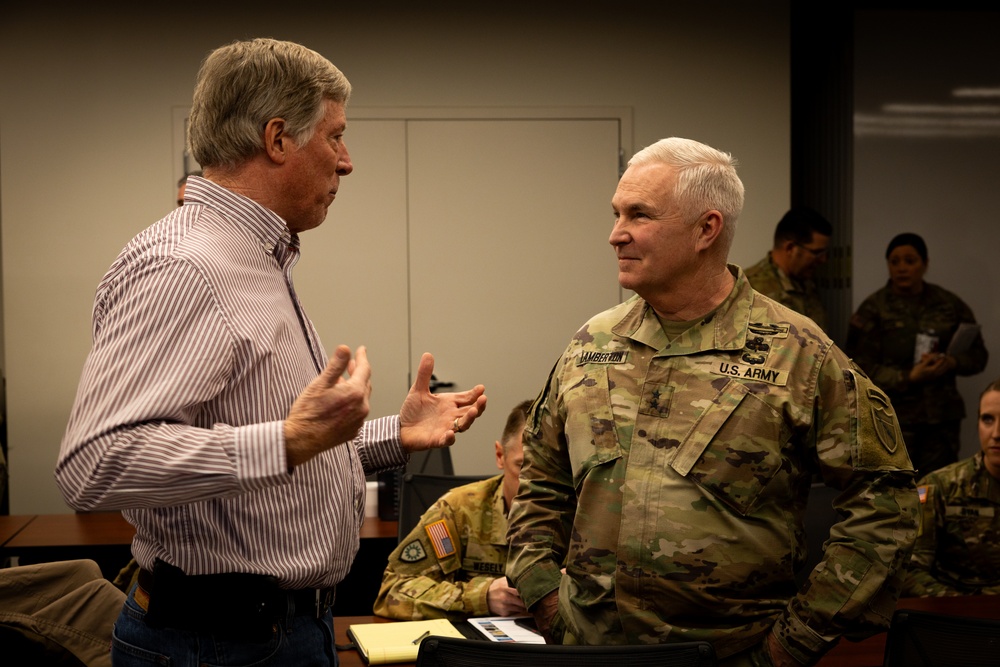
[506, 138, 918, 667]
[373, 401, 531, 620]
[744, 207, 832, 332]
[902, 379, 1000, 597]
[847, 232, 988, 476]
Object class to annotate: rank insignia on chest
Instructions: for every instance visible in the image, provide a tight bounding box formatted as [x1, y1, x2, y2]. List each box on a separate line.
[425, 520, 457, 559]
[400, 539, 428, 562]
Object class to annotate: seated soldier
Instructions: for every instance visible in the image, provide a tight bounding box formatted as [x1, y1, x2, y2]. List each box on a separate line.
[373, 400, 531, 620]
[902, 377, 1000, 596]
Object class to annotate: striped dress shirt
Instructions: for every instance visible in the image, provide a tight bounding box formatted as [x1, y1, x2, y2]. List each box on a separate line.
[56, 177, 406, 589]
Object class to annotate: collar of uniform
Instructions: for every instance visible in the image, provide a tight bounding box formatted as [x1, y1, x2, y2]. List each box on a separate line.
[182, 175, 295, 257]
[612, 264, 751, 354]
[487, 476, 508, 545]
[767, 251, 809, 295]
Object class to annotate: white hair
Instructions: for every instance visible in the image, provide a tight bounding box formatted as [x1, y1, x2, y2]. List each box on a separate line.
[628, 137, 744, 250]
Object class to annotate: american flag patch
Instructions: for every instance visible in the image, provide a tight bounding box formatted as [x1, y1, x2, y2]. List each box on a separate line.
[425, 520, 456, 559]
[917, 485, 928, 504]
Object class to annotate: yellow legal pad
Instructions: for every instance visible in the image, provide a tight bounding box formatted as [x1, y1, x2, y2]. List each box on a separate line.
[347, 618, 465, 664]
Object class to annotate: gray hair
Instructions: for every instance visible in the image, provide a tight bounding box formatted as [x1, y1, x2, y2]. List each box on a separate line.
[188, 38, 351, 169]
[628, 137, 744, 250]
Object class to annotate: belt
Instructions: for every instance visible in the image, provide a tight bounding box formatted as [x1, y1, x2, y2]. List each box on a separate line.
[136, 562, 336, 636]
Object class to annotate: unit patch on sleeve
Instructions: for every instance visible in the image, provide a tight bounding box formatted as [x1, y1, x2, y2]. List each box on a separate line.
[400, 539, 427, 563]
[867, 386, 901, 454]
[425, 520, 456, 559]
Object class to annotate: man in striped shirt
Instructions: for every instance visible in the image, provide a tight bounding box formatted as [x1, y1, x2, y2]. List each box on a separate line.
[56, 38, 486, 666]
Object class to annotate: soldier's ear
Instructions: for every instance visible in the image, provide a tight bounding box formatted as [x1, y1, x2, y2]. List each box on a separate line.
[694, 210, 725, 252]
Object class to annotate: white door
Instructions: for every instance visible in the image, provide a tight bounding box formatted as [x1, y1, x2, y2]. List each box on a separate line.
[297, 115, 623, 476]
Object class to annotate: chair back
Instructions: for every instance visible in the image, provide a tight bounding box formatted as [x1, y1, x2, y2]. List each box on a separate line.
[415, 635, 717, 667]
[377, 449, 455, 521]
[796, 480, 841, 587]
[397, 472, 491, 542]
[882, 608, 1000, 666]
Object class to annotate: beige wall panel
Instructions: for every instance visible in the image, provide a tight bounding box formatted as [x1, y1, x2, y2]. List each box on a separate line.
[407, 119, 622, 475]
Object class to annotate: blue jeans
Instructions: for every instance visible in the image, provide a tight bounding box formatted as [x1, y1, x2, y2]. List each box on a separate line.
[111, 585, 338, 666]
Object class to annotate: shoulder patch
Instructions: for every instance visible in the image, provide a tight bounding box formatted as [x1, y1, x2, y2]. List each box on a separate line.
[867, 385, 901, 454]
[917, 485, 928, 504]
[425, 520, 456, 559]
[846, 368, 913, 471]
[400, 539, 427, 563]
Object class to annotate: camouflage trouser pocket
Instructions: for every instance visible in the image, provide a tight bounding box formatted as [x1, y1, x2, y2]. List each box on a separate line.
[547, 610, 569, 645]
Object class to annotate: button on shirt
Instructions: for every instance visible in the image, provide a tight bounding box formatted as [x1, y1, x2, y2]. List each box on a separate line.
[56, 177, 406, 589]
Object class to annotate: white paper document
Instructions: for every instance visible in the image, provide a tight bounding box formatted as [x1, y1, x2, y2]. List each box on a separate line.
[466, 616, 546, 643]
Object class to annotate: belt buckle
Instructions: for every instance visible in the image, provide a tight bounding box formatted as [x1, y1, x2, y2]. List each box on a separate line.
[312, 588, 335, 618]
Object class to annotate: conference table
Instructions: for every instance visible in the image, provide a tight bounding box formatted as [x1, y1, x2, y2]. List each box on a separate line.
[334, 594, 1000, 667]
[0, 512, 399, 616]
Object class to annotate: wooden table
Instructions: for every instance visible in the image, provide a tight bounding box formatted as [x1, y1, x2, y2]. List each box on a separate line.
[0, 513, 395, 550]
[335, 595, 1000, 667]
[0, 511, 136, 579]
[0, 514, 36, 548]
[0, 512, 399, 614]
[4, 511, 136, 548]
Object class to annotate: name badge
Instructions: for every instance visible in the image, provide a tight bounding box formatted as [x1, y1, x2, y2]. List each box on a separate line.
[577, 350, 628, 366]
[711, 361, 788, 385]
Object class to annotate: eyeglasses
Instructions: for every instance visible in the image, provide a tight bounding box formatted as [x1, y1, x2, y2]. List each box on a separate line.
[794, 242, 829, 257]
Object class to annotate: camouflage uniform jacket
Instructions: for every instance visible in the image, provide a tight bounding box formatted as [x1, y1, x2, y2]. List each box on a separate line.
[846, 282, 988, 426]
[506, 266, 918, 665]
[374, 475, 508, 620]
[744, 253, 827, 332]
[902, 452, 1000, 597]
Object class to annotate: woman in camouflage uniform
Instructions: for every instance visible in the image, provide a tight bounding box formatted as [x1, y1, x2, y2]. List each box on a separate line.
[902, 378, 1000, 596]
[847, 233, 988, 476]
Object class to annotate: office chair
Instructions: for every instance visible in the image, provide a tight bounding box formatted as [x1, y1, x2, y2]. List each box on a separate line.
[882, 608, 1000, 667]
[397, 472, 492, 542]
[415, 635, 717, 667]
[795, 480, 842, 587]
[377, 448, 455, 521]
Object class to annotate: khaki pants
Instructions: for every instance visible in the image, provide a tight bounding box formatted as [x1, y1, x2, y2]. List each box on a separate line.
[0, 559, 125, 667]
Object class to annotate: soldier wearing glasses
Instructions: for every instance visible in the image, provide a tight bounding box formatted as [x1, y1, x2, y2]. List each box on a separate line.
[745, 207, 832, 331]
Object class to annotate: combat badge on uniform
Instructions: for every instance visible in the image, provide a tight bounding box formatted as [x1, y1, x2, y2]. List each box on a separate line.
[400, 539, 427, 563]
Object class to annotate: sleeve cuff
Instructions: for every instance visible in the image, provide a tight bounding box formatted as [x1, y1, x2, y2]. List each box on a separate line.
[233, 421, 289, 489]
[772, 611, 836, 665]
[464, 576, 494, 616]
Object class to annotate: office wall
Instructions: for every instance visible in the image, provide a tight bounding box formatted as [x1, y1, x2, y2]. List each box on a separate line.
[0, 3, 791, 513]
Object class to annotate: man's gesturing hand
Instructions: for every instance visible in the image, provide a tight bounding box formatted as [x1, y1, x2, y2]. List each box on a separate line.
[399, 352, 487, 452]
[284, 345, 371, 468]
